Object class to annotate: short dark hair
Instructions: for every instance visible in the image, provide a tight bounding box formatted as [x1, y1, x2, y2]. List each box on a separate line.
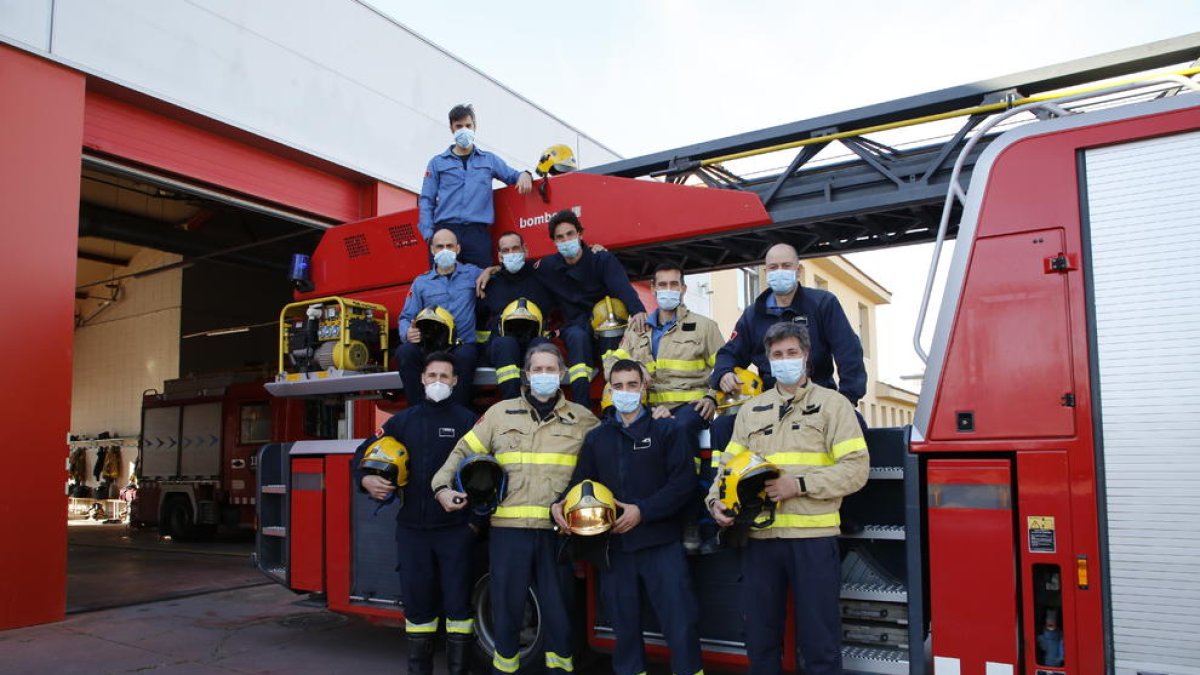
[497, 231, 524, 248]
[548, 209, 583, 240]
[652, 262, 684, 284]
[448, 104, 475, 126]
[763, 322, 811, 353]
[524, 342, 566, 373]
[609, 359, 644, 383]
[424, 350, 457, 375]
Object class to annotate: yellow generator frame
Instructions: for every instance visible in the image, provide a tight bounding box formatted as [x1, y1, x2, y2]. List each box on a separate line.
[278, 296, 389, 376]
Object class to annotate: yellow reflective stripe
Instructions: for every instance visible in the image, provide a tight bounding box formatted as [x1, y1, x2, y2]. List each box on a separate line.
[705, 354, 717, 367]
[496, 365, 521, 383]
[405, 618, 438, 634]
[475, 330, 492, 342]
[768, 512, 841, 529]
[494, 452, 577, 467]
[693, 456, 702, 474]
[568, 363, 590, 382]
[654, 357, 708, 371]
[446, 618, 474, 634]
[601, 349, 620, 361]
[645, 361, 658, 373]
[766, 451, 835, 467]
[832, 436, 868, 459]
[724, 442, 748, 457]
[545, 652, 574, 672]
[611, 349, 632, 360]
[648, 390, 706, 404]
[463, 430, 487, 455]
[493, 652, 520, 673]
[709, 450, 723, 465]
[494, 505, 551, 519]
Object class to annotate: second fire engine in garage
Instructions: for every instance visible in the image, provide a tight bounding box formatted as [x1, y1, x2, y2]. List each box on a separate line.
[255, 36, 1200, 675]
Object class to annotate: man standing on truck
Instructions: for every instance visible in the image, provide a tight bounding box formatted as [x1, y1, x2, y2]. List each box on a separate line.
[707, 322, 869, 675]
[396, 228, 482, 407]
[551, 359, 702, 675]
[709, 243, 866, 464]
[419, 103, 534, 269]
[432, 343, 599, 675]
[355, 352, 479, 675]
[537, 209, 647, 407]
[476, 231, 556, 400]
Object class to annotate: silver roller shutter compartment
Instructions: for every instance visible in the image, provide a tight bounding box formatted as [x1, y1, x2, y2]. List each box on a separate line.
[1086, 128, 1200, 675]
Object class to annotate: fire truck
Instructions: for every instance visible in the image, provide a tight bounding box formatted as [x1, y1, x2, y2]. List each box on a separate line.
[255, 35, 1200, 675]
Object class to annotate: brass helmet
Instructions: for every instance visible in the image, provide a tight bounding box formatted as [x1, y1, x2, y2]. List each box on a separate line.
[715, 367, 764, 414]
[359, 436, 410, 487]
[536, 144, 578, 177]
[563, 480, 617, 536]
[414, 306, 456, 351]
[499, 297, 544, 342]
[717, 451, 780, 529]
[590, 296, 629, 338]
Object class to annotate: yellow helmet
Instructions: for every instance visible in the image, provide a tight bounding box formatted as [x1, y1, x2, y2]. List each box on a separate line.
[499, 297, 544, 341]
[563, 480, 617, 536]
[536, 144, 578, 177]
[591, 296, 629, 338]
[715, 367, 764, 414]
[359, 436, 410, 487]
[414, 306, 456, 350]
[717, 451, 780, 528]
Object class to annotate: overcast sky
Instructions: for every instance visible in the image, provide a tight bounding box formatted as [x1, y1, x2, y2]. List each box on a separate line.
[365, 0, 1199, 385]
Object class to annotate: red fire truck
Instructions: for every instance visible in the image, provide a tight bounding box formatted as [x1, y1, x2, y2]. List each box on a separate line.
[256, 36, 1200, 675]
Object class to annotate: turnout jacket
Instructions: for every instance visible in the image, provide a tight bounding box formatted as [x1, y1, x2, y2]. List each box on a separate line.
[605, 305, 724, 407]
[706, 382, 868, 539]
[711, 287, 866, 405]
[353, 400, 477, 530]
[536, 246, 645, 326]
[432, 393, 599, 530]
[567, 408, 696, 552]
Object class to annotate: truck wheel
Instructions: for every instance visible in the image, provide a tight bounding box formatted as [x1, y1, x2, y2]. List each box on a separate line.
[161, 496, 216, 541]
[470, 574, 545, 674]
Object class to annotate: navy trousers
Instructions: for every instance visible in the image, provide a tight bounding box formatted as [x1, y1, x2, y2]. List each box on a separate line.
[599, 542, 702, 675]
[559, 323, 620, 407]
[444, 222, 493, 270]
[487, 335, 550, 400]
[741, 536, 843, 675]
[396, 525, 475, 636]
[489, 528, 576, 673]
[396, 342, 478, 407]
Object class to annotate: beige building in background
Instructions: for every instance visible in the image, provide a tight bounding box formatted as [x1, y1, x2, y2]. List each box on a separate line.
[701, 255, 916, 428]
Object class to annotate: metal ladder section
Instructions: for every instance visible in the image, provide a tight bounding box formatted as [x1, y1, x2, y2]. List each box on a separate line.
[586, 33, 1200, 278]
[836, 427, 923, 675]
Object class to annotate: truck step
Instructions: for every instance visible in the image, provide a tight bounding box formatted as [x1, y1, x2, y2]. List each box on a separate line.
[842, 525, 906, 540]
[261, 484, 287, 494]
[868, 466, 904, 480]
[842, 645, 908, 675]
[841, 583, 908, 603]
[261, 526, 287, 538]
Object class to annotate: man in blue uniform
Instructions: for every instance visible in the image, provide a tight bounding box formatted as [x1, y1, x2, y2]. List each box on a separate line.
[355, 352, 479, 675]
[477, 231, 556, 399]
[552, 359, 701, 675]
[536, 210, 647, 406]
[419, 103, 533, 268]
[396, 229, 482, 406]
[709, 243, 867, 464]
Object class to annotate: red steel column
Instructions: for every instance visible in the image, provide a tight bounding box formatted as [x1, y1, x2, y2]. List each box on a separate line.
[0, 45, 85, 629]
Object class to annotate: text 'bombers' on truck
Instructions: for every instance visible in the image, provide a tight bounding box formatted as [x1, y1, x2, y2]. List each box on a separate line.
[255, 34, 1200, 675]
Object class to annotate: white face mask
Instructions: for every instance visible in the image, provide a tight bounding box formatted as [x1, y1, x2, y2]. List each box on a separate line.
[424, 381, 452, 403]
[454, 128, 475, 149]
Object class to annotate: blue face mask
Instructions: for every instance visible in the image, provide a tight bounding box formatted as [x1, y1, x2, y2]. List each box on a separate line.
[528, 372, 561, 398]
[766, 269, 797, 295]
[556, 238, 582, 259]
[434, 249, 457, 269]
[454, 128, 474, 150]
[501, 252, 525, 273]
[769, 358, 806, 386]
[655, 290, 681, 311]
[610, 389, 642, 414]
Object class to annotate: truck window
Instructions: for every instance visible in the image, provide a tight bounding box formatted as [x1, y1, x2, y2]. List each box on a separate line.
[239, 403, 272, 444]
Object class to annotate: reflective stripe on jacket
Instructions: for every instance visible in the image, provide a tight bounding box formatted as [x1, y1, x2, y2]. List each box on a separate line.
[604, 305, 724, 406]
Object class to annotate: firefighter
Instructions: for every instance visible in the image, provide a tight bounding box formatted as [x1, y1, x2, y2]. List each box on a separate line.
[432, 342, 598, 674]
[396, 228, 482, 406]
[476, 231, 556, 399]
[535, 209, 647, 406]
[709, 243, 867, 466]
[354, 351, 479, 675]
[419, 103, 533, 269]
[706, 322, 869, 675]
[552, 359, 701, 675]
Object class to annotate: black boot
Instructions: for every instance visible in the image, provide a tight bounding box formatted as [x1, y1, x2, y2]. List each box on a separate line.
[406, 634, 435, 675]
[446, 634, 473, 675]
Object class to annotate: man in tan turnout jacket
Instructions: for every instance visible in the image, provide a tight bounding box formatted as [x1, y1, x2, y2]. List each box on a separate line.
[706, 321, 868, 675]
[433, 343, 598, 674]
